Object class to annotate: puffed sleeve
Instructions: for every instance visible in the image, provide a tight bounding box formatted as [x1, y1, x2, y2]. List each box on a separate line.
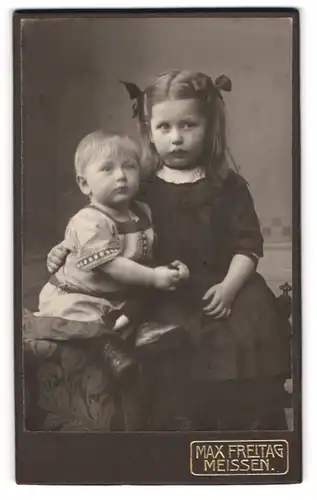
[69, 207, 123, 272]
[228, 176, 264, 263]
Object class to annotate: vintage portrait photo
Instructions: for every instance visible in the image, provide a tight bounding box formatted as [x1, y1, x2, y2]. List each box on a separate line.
[14, 9, 301, 484]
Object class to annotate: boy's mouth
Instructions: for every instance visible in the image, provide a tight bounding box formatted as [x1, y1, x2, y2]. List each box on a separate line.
[114, 186, 129, 194]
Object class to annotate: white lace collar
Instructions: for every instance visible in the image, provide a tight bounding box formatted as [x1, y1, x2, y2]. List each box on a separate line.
[156, 165, 206, 184]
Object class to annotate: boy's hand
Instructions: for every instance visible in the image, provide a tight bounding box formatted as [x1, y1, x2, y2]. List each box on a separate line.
[47, 242, 70, 274]
[168, 260, 190, 281]
[153, 266, 180, 290]
[202, 281, 235, 319]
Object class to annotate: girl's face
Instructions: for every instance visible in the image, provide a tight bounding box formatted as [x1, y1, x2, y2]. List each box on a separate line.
[149, 98, 207, 170]
[78, 150, 140, 208]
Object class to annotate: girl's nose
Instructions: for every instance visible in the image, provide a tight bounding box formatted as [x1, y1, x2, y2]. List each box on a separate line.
[170, 127, 183, 145]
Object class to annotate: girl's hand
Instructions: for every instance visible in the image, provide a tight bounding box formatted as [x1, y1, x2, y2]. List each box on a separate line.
[47, 242, 70, 274]
[153, 266, 180, 291]
[202, 282, 235, 319]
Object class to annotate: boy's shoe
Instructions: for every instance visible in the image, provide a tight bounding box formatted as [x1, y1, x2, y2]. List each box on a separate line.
[103, 341, 136, 378]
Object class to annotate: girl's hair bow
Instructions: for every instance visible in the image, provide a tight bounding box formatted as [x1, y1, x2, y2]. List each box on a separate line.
[214, 74, 232, 102]
[120, 80, 144, 119]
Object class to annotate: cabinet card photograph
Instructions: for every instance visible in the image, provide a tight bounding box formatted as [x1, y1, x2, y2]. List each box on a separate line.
[14, 9, 301, 485]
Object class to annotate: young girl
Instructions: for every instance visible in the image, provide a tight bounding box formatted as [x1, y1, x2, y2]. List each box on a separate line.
[48, 71, 290, 431]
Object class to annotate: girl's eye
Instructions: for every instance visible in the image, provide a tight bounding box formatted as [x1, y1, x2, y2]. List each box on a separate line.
[182, 122, 196, 129]
[157, 123, 170, 131]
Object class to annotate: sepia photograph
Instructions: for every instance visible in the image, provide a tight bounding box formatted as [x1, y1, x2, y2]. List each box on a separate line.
[14, 9, 301, 484]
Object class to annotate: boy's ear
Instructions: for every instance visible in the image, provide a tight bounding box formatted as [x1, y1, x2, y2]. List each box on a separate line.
[76, 175, 91, 196]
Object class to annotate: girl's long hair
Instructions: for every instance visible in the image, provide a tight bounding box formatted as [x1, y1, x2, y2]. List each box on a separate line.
[137, 70, 231, 181]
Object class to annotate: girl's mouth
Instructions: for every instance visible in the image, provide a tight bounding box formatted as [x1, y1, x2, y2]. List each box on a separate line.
[170, 150, 187, 157]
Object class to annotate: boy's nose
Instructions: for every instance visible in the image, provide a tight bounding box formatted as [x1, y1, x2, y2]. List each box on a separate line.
[115, 166, 127, 180]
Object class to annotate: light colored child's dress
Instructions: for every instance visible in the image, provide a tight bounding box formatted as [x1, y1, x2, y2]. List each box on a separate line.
[36, 200, 155, 324]
[23, 200, 154, 432]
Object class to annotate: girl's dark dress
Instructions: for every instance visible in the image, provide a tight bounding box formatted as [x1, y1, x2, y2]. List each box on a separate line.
[138, 170, 290, 430]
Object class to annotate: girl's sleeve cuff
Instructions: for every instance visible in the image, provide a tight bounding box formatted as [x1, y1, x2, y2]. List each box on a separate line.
[235, 250, 261, 267]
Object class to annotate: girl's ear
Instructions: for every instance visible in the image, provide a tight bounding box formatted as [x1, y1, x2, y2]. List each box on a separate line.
[148, 125, 154, 144]
[76, 175, 91, 196]
[140, 120, 153, 143]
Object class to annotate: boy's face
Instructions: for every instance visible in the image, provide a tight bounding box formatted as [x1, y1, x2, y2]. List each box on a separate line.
[79, 150, 140, 208]
[149, 98, 207, 170]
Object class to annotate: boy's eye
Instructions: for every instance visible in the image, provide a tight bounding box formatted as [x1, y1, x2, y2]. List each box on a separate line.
[101, 164, 113, 172]
[123, 162, 137, 170]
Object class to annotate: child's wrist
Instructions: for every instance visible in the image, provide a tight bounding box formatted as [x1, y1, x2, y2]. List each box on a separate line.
[152, 268, 163, 288]
[220, 278, 240, 300]
[148, 268, 158, 288]
[152, 267, 171, 289]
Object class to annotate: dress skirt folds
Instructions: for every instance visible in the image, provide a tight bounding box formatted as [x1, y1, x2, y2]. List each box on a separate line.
[147, 272, 291, 382]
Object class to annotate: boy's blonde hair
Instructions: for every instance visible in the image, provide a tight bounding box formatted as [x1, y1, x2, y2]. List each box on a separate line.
[74, 131, 140, 176]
